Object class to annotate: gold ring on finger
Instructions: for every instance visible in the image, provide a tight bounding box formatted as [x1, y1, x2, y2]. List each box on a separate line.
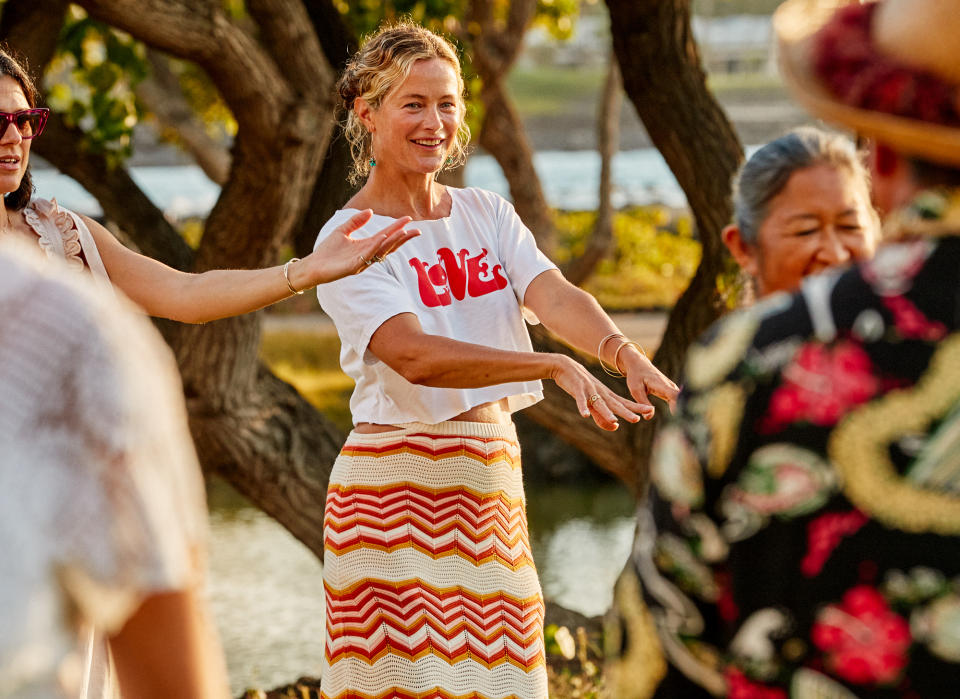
[372, 254, 385, 263]
[588, 394, 601, 404]
[359, 255, 372, 266]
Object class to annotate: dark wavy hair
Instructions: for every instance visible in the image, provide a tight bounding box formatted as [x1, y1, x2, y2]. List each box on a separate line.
[0, 47, 41, 211]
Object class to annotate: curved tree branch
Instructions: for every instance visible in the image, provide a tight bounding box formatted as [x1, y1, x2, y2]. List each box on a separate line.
[78, 0, 298, 137]
[246, 0, 333, 98]
[67, 0, 344, 560]
[0, 0, 68, 72]
[136, 49, 231, 186]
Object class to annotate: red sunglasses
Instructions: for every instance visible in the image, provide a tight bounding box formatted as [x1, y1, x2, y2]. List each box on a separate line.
[0, 108, 50, 140]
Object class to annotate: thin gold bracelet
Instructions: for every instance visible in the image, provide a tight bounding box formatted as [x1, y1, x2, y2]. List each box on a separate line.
[613, 340, 647, 375]
[283, 257, 305, 296]
[598, 332, 626, 377]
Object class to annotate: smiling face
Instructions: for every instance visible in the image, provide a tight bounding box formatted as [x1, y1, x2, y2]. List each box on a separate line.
[0, 75, 32, 198]
[745, 163, 878, 296]
[359, 58, 463, 177]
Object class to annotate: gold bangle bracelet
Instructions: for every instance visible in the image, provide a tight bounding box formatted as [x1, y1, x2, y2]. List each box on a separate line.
[283, 257, 305, 296]
[597, 332, 626, 377]
[613, 340, 647, 375]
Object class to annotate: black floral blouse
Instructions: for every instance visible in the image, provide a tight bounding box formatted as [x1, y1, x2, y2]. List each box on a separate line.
[634, 204, 960, 698]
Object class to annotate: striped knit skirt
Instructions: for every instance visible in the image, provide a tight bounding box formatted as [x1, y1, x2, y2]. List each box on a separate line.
[320, 421, 547, 699]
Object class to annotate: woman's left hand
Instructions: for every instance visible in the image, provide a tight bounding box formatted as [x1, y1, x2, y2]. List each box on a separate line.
[618, 346, 680, 419]
[297, 210, 420, 286]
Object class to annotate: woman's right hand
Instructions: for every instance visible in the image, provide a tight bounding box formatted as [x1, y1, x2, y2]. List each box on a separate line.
[295, 209, 420, 287]
[550, 355, 652, 431]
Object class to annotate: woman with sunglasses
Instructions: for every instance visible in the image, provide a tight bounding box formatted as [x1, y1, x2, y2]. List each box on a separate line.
[0, 49, 419, 321]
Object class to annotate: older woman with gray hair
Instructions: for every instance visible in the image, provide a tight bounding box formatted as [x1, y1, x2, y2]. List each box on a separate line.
[722, 126, 880, 298]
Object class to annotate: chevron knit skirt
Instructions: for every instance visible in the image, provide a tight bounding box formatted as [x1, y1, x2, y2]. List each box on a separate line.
[320, 420, 547, 699]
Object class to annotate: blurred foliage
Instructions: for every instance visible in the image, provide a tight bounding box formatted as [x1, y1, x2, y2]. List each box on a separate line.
[337, 0, 581, 41]
[45, 6, 146, 166]
[177, 218, 205, 250]
[43, 5, 235, 168]
[555, 207, 701, 310]
[153, 58, 236, 144]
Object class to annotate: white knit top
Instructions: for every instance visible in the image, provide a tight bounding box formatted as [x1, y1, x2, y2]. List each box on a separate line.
[0, 241, 207, 698]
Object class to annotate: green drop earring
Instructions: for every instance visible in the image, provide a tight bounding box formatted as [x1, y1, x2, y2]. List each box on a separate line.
[369, 157, 376, 167]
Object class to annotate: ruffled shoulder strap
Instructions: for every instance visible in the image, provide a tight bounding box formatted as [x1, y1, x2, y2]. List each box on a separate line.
[24, 198, 114, 295]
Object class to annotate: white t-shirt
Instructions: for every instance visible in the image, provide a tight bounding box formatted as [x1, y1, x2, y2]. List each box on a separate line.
[315, 187, 557, 426]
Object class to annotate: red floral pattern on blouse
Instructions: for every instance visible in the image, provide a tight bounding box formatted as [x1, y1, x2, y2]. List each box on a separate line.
[811, 586, 911, 686]
[760, 340, 880, 433]
[882, 295, 948, 342]
[725, 668, 787, 699]
[801, 510, 869, 578]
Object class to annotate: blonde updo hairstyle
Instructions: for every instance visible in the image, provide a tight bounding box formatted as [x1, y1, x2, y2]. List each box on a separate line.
[337, 22, 471, 185]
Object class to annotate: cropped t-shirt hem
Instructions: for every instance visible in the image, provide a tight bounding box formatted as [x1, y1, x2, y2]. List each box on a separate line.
[350, 388, 543, 427]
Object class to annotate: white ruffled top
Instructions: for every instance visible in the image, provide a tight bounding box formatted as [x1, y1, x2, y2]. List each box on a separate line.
[22, 197, 113, 294]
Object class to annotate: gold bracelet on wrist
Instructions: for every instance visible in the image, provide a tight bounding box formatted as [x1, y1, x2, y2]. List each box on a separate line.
[613, 340, 646, 375]
[597, 332, 626, 377]
[283, 257, 305, 296]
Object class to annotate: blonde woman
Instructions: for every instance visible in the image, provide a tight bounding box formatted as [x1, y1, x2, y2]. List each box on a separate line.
[314, 23, 679, 698]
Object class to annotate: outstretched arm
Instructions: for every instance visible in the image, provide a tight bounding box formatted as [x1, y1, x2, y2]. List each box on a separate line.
[522, 270, 679, 416]
[86, 210, 419, 323]
[368, 312, 649, 431]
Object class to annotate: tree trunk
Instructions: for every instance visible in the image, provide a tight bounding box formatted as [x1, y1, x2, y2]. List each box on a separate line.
[464, 0, 557, 256]
[477, 79, 556, 256]
[564, 54, 622, 286]
[602, 0, 743, 493]
[600, 3, 743, 694]
[293, 0, 359, 258]
[69, 0, 346, 560]
[607, 0, 742, 384]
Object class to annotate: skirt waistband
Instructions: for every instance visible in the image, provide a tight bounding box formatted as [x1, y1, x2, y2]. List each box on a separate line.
[346, 419, 517, 443]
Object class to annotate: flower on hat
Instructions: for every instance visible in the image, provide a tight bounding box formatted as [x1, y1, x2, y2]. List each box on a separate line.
[813, 3, 960, 128]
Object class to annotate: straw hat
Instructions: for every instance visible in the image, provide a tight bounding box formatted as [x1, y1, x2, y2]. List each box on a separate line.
[774, 0, 960, 166]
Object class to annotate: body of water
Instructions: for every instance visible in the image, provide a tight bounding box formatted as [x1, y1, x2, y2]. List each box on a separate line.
[206, 479, 635, 694]
[32, 148, 688, 219]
